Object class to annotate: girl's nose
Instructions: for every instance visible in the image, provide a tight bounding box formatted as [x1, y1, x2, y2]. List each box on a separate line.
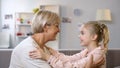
[78, 35, 80, 38]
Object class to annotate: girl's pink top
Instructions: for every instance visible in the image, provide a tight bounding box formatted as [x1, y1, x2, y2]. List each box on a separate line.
[47, 46, 106, 68]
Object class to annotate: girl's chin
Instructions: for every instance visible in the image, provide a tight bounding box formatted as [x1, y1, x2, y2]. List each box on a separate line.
[80, 42, 83, 45]
[80, 44, 84, 46]
[80, 43, 86, 46]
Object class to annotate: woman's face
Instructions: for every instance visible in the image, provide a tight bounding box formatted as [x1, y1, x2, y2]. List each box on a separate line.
[79, 25, 92, 46]
[46, 24, 60, 41]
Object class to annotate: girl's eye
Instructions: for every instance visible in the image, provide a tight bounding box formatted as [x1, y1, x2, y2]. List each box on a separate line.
[80, 31, 84, 35]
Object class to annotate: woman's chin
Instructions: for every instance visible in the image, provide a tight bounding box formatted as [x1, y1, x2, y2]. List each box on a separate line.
[52, 39, 56, 41]
[49, 38, 56, 41]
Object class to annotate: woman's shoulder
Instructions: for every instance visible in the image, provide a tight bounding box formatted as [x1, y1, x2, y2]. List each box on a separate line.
[14, 36, 36, 52]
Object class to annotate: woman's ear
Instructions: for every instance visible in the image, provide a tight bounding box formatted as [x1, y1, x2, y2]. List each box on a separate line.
[91, 34, 97, 41]
[43, 25, 49, 32]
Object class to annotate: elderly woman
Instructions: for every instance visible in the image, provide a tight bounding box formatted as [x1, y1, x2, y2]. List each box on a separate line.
[9, 10, 60, 68]
[9, 10, 94, 68]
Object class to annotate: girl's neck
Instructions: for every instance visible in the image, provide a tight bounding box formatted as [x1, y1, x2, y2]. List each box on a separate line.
[32, 33, 48, 49]
[87, 42, 98, 53]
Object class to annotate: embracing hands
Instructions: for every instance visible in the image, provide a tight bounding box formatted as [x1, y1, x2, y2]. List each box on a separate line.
[29, 46, 56, 61]
[29, 47, 49, 61]
[29, 46, 105, 68]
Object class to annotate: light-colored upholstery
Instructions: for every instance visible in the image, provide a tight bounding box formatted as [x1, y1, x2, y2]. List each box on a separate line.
[0, 31, 10, 48]
[0, 49, 120, 68]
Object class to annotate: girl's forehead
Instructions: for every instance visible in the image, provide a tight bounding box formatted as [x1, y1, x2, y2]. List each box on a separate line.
[79, 24, 85, 30]
[79, 25, 90, 32]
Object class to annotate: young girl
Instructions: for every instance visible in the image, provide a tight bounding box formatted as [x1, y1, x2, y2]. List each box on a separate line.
[29, 21, 109, 68]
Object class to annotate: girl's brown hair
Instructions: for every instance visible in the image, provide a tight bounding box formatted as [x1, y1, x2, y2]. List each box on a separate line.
[84, 21, 109, 50]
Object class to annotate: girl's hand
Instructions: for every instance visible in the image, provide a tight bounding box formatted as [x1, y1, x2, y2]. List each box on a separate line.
[29, 49, 42, 59]
[46, 46, 57, 56]
[29, 47, 51, 61]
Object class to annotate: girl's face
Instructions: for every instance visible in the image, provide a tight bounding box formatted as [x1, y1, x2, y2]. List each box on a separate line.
[46, 24, 60, 41]
[79, 25, 93, 46]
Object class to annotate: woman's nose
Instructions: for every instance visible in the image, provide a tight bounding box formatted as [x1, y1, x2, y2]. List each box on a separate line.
[57, 28, 60, 32]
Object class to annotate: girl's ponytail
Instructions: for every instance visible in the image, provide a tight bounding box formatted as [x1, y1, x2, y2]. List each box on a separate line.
[101, 24, 109, 50]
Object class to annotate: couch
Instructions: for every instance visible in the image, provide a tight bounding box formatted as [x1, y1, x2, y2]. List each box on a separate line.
[0, 49, 120, 68]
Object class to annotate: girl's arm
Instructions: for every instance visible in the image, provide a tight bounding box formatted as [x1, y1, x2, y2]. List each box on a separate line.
[46, 49, 105, 68]
[29, 49, 92, 68]
[29, 47, 105, 68]
[46, 46, 88, 62]
[47, 55, 89, 68]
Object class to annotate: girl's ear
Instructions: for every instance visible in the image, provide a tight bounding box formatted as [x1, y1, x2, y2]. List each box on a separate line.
[91, 34, 97, 41]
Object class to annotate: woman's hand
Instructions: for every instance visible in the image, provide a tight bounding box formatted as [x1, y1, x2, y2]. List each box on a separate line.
[93, 57, 105, 68]
[86, 54, 105, 68]
[29, 47, 51, 61]
[85, 54, 93, 68]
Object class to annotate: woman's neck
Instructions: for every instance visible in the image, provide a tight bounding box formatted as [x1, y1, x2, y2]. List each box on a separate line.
[87, 42, 98, 53]
[32, 33, 48, 49]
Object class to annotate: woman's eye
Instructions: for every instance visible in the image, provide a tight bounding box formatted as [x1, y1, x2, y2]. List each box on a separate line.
[55, 25, 59, 28]
[56, 25, 58, 27]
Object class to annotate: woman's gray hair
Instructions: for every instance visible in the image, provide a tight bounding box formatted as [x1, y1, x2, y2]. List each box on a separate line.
[31, 10, 60, 33]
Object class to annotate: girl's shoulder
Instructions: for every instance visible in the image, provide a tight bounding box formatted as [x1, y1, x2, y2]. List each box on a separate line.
[92, 46, 107, 55]
[81, 48, 88, 53]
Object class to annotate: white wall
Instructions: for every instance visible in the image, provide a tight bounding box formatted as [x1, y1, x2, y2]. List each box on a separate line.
[1, 0, 120, 49]
[0, 0, 1, 31]
[1, 0, 40, 47]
